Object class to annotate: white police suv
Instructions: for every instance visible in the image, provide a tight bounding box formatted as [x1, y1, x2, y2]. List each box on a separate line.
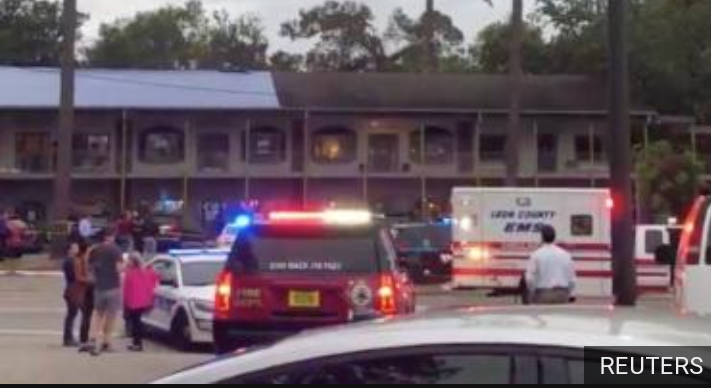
[143, 249, 228, 350]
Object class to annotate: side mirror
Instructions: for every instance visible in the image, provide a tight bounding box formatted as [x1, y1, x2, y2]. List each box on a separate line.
[160, 276, 178, 288]
[655, 244, 676, 265]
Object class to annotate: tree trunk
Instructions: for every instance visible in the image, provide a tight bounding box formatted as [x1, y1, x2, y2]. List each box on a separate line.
[425, 0, 437, 73]
[505, 0, 523, 186]
[54, 0, 76, 221]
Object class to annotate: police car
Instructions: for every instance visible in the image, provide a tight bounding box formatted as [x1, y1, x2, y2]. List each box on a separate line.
[142, 249, 228, 349]
[155, 306, 711, 384]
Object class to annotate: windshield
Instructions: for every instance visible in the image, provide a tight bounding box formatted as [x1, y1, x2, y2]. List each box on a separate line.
[393, 225, 451, 251]
[230, 225, 382, 274]
[181, 262, 224, 287]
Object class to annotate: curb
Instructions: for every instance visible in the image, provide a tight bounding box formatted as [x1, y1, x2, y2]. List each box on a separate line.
[0, 270, 63, 277]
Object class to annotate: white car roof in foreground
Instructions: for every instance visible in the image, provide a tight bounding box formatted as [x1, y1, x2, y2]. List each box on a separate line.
[156, 305, 711, 384]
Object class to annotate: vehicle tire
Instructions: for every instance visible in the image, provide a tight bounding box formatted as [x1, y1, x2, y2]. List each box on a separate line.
[213, 321, 241, 355]
[171, 311, 193, 352]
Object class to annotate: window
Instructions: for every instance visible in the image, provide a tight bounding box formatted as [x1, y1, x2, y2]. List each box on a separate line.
[411, 127, 455, 165]
[574, 135, 604, 162]
[15, 133, 52, 173]
[644, 230, 665, 255]
[571, 215, 594, 237]
[230, 352, 513, 384]
[151, 260, 177, 284]
[479, 134, 506, 162]
[245, 126, 286, 164]
[140, 127, 185, 164]
[197, 133, 230, 172]
[73, 134, 110, 172]
[369, 134, 399, 172]
[312, 127, 357, 164]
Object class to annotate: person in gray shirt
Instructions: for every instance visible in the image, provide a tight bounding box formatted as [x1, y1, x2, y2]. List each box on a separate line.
[80, 228, 124, 356]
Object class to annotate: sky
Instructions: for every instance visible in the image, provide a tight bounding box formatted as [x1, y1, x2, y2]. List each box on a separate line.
[78, 0, 529, 52]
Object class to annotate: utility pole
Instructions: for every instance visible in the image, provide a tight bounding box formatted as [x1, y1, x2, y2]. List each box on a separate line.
[53, 0, 77, 221]
[505, 0, 523, 187]
[424, 0, 437, 73]
[608, 0, 636, 306]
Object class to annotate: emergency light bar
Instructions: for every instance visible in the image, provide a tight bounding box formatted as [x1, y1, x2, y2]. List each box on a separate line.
[268, 209, 373, 226]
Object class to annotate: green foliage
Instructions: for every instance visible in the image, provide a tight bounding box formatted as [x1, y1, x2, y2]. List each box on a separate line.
[0, 0, 86, 66]
[635, 141, 704, 218]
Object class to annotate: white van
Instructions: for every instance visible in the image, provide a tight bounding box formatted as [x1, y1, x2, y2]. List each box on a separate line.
[657, 196, 711, 315]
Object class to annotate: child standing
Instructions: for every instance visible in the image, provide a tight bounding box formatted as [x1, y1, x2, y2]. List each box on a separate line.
[123, 252, 158, 352]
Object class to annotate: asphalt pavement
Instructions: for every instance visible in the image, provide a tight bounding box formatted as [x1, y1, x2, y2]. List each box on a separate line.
[0, 273, 674, 384]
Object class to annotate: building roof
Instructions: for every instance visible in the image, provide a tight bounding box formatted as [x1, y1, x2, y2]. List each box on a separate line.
[273, 72, 642, 114]
[0, 67, 279, 110]
[0, 67, 654, 115]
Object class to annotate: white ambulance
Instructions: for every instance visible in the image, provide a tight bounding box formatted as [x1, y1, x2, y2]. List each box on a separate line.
[450, 188, 671, 298]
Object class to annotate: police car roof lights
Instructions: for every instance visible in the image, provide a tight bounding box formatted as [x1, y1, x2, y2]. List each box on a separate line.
[268, 209, 373, 226]
[230, 214, 253, 229]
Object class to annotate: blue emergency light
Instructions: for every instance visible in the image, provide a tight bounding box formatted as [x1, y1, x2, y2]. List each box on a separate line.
[232, 214, 253, 229]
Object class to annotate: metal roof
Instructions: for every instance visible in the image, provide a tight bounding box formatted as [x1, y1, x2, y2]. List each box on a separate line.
[0, 67, 279, 110]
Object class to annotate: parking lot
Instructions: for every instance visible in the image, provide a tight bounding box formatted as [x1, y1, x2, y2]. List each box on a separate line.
[0, 273, 672, 384]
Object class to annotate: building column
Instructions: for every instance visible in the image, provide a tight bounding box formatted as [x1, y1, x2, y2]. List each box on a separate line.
[533, 119, 540, 188]
[303, 111, 310, 207]
[244, 118, 252, 200]
[474, 112, 483, 187]
[119, 110, 129, 213]
[420, 121, 428, 220]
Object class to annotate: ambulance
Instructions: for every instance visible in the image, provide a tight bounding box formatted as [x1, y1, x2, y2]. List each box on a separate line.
[451, 188, 671, 297]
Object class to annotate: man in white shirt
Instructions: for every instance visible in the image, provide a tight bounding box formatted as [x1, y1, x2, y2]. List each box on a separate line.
[525, 225, 576, 305]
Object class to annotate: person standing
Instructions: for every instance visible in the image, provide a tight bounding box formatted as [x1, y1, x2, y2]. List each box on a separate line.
[116, 211, 135, 253]
[62, 243, 84, 347]
[525, 225, 577, 305]
[123, 253, 158, 352]
[0, 209, 9, 261]
[78, 214, 94, 245]
[81, 229, 124, 356]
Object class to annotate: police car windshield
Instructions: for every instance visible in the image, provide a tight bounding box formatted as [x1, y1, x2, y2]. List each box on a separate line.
[182, 262, 224, 287]
[230, 226, 381, 274]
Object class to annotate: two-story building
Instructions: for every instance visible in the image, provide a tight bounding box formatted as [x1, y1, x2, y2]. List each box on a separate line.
[0, 67, 665, 229]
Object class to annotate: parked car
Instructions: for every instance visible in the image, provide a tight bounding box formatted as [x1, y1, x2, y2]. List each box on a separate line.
[391, 222, 453, 284]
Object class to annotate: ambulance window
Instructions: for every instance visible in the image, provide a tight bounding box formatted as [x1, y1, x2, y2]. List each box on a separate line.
[644, 230, 665, 255]
[571, 215, 593, 237]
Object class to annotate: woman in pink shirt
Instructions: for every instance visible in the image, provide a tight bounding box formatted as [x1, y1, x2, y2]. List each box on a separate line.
[123, 253, 158, 352]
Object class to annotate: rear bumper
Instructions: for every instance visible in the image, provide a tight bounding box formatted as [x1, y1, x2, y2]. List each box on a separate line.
[213, 315, 381, 347]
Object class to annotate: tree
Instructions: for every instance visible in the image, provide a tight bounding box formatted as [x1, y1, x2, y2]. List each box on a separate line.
[635, 141, 704, 221]
[0, 0, 85, 66]
[386, 7, 466, 72]
[269, 50, 304, 72]
[473, 21, 550, 74]
[86, 0, 270, 70]
[202, 12, 269, 70]
[280, 1, 387, 71]
[86, 0, 208, 69]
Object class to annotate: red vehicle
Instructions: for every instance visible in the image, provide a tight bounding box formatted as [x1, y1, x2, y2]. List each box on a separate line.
[213, 210, 416, 354]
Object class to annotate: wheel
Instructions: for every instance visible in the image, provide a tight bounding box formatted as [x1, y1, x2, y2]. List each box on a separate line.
[171, 312, 193, 351]
[213, 321, 241, 355]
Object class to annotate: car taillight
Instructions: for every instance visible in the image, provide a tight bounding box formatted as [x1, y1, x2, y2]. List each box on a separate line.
[215, 271, 233, 316]
[377, 274, 397, 315]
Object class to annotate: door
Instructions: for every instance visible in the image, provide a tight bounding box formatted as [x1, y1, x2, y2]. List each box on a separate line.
[144, 259, 179, 331]
[537, 134, 558, 173]
[686, 207, 711, 316]
[368, 134, 399, 173]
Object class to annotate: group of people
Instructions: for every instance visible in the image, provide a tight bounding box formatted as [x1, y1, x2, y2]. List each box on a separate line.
[62, 228, 159, 356]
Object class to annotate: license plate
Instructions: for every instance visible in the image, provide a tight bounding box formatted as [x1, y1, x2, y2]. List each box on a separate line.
[288, 291, 321, 308]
